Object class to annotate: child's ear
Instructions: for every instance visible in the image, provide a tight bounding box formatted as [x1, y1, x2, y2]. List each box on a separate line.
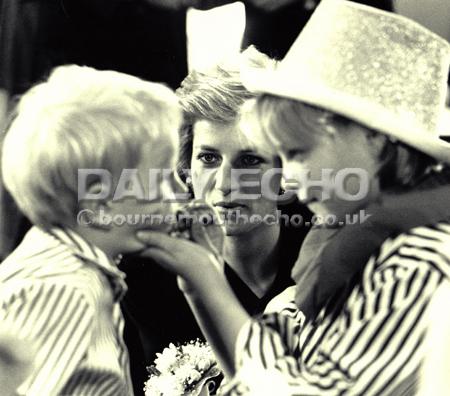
[78, 183, 112, 230]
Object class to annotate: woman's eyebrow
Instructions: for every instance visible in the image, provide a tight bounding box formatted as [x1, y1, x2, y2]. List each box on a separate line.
[193, 145, 219, 152]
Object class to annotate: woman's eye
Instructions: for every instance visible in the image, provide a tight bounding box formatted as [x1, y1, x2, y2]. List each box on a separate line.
[241, 155, 263, 167]
[197, 153, 219, 165]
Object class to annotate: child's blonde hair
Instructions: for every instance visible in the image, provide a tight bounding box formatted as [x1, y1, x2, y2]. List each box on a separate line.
[2, 65, 181, 229]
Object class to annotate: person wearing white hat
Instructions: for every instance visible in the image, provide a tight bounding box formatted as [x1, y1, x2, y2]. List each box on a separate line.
[136, 1, 450, 394]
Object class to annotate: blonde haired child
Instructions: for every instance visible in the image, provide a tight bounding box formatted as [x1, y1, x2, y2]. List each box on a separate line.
[1, 65, 182, 395]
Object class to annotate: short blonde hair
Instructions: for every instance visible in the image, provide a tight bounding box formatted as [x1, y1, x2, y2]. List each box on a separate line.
[176, 46, 276, 180]
[2, 65, 181, 229]
[245, 94, 438, 190]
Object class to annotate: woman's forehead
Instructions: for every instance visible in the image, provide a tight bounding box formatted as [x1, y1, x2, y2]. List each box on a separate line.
[192, 119, 271, 155]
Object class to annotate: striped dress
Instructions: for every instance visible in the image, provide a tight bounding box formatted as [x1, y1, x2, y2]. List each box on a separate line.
[221, 222, 450, 395]
[0, 226, 133, 396]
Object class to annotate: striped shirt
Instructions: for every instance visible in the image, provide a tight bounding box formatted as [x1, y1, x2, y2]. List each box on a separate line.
[0, 226, 133, 396]
[221, 222, 450, 396]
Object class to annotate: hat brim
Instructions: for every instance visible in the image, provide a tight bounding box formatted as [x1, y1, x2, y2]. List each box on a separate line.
[242, 66, 450, 165]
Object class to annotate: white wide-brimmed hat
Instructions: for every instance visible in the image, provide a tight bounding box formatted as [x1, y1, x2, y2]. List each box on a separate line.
[241, 0, 450, 164]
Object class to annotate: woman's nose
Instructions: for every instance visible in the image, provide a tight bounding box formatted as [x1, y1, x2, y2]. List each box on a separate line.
[215, 162, 233, 195]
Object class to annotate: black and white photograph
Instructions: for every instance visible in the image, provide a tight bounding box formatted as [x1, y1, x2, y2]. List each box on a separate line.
[1, 0, 450, 395]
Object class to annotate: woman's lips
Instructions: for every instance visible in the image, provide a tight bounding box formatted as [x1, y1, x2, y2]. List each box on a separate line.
[213, 201, 246, 209]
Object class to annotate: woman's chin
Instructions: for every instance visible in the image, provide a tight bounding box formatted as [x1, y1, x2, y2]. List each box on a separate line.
[223, 222, 256, 237]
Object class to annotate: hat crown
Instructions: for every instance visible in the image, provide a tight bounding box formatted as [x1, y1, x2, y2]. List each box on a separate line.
[278, 0, 450, 137]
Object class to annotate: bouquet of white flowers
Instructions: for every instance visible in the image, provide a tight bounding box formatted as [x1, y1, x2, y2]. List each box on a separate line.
[144, 340, 221, 396]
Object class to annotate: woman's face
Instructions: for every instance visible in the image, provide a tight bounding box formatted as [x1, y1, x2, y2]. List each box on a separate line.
[268, 114, 382, 220]
[191, 119, 280, 236]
